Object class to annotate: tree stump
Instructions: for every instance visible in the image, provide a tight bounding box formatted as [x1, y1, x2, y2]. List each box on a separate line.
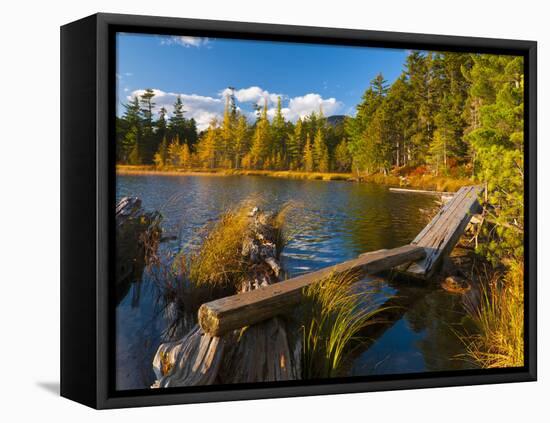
[151, 207, 298, 388]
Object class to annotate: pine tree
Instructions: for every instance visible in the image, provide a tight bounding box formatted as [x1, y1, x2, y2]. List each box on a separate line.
[179, 142, 192, 168]
[249, 99, 271, 169]
[127, 127, 141, 165]
[162, 95, 199, 154]
[155, 106, 168, 154]
[170, 96, 185, 129]
[153, 137, 169, 169]
[221, 94, 235, 167]
[346, 74, 388, 173]
[334, 139, 352, 172]
[303, 134, 314, 172]
[121, 96, 141, 164]
[167, 136, 182, 167]
[287, 118, 304, 170]
[313, 128, 330, 172]
[404, 52, 430, 164]
[139, 88, 156, 163]
[197, 120, 220, 169]
[271, 96, 287, 162]
[233, 115, 249, 169]
[384, 75, 414, 167]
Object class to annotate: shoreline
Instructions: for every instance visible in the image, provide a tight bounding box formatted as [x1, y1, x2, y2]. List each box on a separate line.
[116, 165, 473, 192]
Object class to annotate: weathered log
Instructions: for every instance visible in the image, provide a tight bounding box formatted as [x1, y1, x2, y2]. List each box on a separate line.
[152, 325, 224, 388]
[115, 196, 161, 304]
[198, 244, 426, 336]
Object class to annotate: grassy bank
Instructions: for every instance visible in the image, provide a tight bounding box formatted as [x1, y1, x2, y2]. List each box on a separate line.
[116, 165, 473, 192]
[463, 259, 524, 368]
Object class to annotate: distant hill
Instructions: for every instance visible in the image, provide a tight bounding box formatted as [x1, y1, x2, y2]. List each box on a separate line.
[325, 115, 347, 127]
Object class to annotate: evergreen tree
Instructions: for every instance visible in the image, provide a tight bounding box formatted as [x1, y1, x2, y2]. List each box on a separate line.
[127, 127, 141, 165]
[346, 73, 388, 173]
[233, 115, 249, 169]
[271, 96, 287, 163]
[155, 106, 168, 152]
[185, 118, 199, 150]
[221, 94, 235, 167]
[139, 88, 156, 163]
[287, 118, 304, 170]
[334, 139, 352, 172]
[384, 75, 414, 167]
[121, 96, 142, 164]
[313, 127, 330, 172]
[303, 134, 314, 172]
[465, 55, 524, 261]
[249, 99, 271, 169]
[179, 142, 192, 168]
[153, 137, 169, 169]
[167, 136, 182, 167]
[406, 52, 441, 164]
[197, 120, 220, 169]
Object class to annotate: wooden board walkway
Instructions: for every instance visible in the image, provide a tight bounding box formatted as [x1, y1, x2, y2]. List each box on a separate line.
[400, 185, 483, 279]
[198, 245, 425, 336]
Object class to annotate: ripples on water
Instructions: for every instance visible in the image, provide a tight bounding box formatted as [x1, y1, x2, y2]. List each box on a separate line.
[115, 174, 475, 390]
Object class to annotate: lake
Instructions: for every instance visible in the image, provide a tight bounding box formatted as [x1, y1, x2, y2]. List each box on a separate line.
[115, 174, 476, 390]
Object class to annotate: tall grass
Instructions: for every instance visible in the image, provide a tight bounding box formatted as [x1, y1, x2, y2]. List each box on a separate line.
[301, 270, 386, 379]
[187, 206, 251, 289]
[186, 200, 296, 290]
[463, 259, 524, 368]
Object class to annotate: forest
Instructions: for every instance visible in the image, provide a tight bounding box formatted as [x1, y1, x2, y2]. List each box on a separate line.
[116, 51, 523, 181]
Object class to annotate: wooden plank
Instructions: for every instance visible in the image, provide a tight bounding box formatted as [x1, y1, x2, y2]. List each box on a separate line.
[413, 186, 472, 246]
[198, 244, 426, 336]
[403, 185, 483, 279]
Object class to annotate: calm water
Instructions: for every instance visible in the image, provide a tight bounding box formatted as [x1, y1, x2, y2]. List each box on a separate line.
[115, 174, 475, 390]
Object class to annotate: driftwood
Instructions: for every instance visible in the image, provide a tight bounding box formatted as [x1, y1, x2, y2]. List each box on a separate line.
[198, 244, 426, 336]
[115, 196, 161, 305]
[152, 326, 225, 388]
[151, 207, 297, 388]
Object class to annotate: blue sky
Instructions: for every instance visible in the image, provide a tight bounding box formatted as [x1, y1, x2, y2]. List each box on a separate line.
[116, 33, 409, 130]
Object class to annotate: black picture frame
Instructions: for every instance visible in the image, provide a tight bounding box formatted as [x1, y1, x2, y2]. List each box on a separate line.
[60, 12, 537, 409]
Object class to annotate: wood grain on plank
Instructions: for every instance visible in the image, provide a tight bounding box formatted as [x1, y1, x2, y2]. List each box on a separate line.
[198, 244, 426, 336]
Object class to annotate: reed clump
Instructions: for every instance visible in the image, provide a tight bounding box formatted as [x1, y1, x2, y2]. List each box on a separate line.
[187, 200, 294, 290]
[301, 270, 385, 379]
[463, 259, 524, 368]
[187, 206, 251, 289]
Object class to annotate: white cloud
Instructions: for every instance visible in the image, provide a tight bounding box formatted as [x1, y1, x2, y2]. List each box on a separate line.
[126, 87, 344, 131]
[161, 36, 210, 48]
[281, 93, 343, 121]
[220, 86, 283, 106]
[128, 89, 224, 131]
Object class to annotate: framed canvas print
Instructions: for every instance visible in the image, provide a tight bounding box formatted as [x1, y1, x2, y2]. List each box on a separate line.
[60, 13, 537, 409]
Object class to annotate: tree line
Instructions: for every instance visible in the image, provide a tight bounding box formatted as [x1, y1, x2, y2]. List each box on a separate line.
[116, 91, 198, 165]
[117, 51, 523, 185]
